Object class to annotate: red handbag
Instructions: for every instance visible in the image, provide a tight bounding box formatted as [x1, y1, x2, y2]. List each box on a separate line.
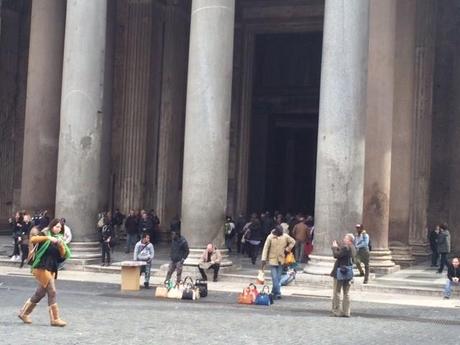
[304, 242, 314, 256]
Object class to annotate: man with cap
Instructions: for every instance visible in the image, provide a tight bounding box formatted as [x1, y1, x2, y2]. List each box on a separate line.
[354, 224, 370, 284]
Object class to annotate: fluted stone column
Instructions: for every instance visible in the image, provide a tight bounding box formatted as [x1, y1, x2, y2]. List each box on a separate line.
[363, 0, 397, 272]
[306, 0, 369, 274]
[181, 0, 235, 248]
[156, 4, 189, 234]
[388, 0, 417, 266]
[55, 0, 109, 242]
[409, 0, 436, 260]
[20, 0, 65, 213]
[117, 1, 155, 213]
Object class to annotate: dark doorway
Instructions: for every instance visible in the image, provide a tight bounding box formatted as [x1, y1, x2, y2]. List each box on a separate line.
[247, 31, 322, 215]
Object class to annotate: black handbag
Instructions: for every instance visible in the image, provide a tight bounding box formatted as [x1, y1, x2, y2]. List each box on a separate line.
[181, 276, 199, 300]
[195, 279, 208, 298]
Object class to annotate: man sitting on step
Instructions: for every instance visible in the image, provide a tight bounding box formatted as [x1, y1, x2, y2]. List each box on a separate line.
[198, 244, 222, 282]
[443, 257, 460, 299]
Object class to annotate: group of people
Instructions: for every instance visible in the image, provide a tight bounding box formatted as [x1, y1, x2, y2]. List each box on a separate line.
[427, 223, 460, 299]
[224, 212, 315, 266]
[95, 208, 164, 266]
[8, 210, 72, 268]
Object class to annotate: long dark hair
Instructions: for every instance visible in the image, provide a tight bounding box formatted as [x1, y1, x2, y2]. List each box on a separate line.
[48, 218, 64, 234]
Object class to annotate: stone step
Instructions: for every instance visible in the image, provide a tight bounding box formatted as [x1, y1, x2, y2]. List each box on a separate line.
[70, 242, 101, 251]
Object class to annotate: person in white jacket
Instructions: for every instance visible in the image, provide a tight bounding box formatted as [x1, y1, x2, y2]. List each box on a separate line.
[134, 233, 155, 288]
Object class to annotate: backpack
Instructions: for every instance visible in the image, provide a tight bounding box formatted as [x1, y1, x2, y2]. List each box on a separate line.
[224, 223, 232, 235]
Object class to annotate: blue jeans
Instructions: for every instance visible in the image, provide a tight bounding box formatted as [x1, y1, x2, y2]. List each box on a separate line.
[270, 265, 283, 296]
[444, 279, 459, 297]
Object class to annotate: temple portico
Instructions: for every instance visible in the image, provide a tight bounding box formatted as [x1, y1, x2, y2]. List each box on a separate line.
[0, 0, 459, 271]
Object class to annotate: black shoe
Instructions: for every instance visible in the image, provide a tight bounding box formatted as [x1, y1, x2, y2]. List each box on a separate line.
[443, 296, 450, 300]
[101, 262, 105, 266]
[363, 280, 368, 284]
[144, 282, 150, 289]
[213, 277, 218, 282]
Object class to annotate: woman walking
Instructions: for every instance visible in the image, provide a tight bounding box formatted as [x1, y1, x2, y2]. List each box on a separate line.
[18, 219, 71, 326]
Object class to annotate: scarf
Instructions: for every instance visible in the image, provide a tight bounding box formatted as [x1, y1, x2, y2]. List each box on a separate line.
[32, 230, 72, 269]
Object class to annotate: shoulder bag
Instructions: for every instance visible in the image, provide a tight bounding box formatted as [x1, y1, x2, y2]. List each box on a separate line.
[336, 250, 354, 281]
[27, 244, 39, 266]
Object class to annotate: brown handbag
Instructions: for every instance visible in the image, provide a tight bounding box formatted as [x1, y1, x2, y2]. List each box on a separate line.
[26, 244, 39, 265]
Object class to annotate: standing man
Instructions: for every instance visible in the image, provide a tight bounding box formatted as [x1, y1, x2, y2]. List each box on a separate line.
[224, 216, 235, 253]
[165, 231, 190, 283]
[261, 225, 295, 300]
[437, 223, 451, 274]
[134, 233, 155, 289]
[139, 211, 154, 241]
[198, 244, 222, 282]
[113, 209, 125, 240]
[292, 216, 309, 263]
[429, 226, 439, 267]
[354, 224, 370, 284]
[331, 234, 356, 317]
[125, 209, 139, 254]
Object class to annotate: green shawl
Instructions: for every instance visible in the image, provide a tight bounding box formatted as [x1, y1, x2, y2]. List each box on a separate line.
[31, 230, 72, 269]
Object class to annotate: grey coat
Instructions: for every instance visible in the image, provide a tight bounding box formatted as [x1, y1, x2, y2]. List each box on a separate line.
[437, 230, 451, 254]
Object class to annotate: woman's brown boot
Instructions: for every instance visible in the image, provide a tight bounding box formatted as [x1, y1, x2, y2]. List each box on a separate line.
[49, 303, 67, 327]
[18, 299, 37, 324]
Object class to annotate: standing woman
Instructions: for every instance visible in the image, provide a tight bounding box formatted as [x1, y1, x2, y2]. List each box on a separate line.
[18, 219, 71, 326]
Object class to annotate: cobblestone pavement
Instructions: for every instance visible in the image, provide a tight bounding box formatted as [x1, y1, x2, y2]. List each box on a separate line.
[1, 275, 460, 345]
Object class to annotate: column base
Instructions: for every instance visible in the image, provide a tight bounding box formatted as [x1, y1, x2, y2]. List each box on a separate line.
[410, 242, 431, 263]
[66, 242, 101, 266]
[389, 243, 416, 268]
[302, 255, 335, 276]
[369, 249, 400, 275]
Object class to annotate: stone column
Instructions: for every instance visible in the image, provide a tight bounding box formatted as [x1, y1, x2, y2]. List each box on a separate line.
[20, 0, 65, 213]
[310, 0, 369, 263]
[363, 0, 397, 272]
[181, 0, 235, 248]
[409, 0, 437, 260]
[156, 3, 189, 236]
[116, 0, 155, 213]
[55, 0, 109, 242]
[388, 0, 417, 266]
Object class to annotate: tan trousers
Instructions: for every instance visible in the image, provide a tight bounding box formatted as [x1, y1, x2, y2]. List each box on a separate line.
[332, 278, 351, 317]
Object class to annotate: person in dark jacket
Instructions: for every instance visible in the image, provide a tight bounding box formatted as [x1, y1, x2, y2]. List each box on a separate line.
[245, 219, 263, 265]
[443, 257, 460, 299]
[331, 233, 356, 317]
[165, 231, 189, 283]
[125, 209, 139, 253]
[100, 217, 112, 266]
[19, 214, 33, 268]
[9, 211, 24, 261]
[139, 211, 154, 240]
[429, 226, 439, 267]
[437, 223, 451, 274]
[18, 219, 71, 326]
[38, 210, 50, 230]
